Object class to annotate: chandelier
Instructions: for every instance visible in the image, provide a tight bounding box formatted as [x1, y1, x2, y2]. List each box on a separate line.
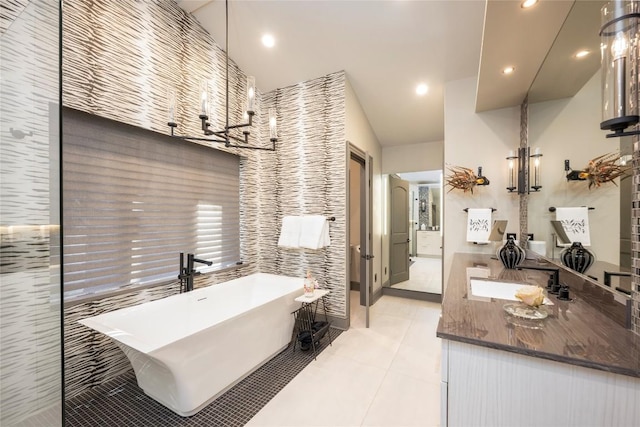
[167, 0, 277, 151]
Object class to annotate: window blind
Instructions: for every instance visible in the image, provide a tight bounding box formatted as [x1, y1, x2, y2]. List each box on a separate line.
[63, 108, 240, 299]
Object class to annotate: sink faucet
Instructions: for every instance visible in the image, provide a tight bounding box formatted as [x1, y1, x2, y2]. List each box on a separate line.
[516, 265, 561, 292]
[604, 271, 632, 295]
[178, 252, 213, 292]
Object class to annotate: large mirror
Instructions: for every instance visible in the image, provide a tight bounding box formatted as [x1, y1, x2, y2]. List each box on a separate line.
[526, 0, 631, 293]
[384, 170, 443, 295]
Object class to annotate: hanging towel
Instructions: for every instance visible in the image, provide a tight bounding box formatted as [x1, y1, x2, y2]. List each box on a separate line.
[299, 215, 330, 249]
[277, 216, 302, 248]
[555, 207, 591, 246]
[466, 208, 492, 243]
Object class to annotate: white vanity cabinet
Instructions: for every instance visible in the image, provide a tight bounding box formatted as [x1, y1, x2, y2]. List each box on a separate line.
[416, 230, 441, 256]
[438, 253, 640, 427]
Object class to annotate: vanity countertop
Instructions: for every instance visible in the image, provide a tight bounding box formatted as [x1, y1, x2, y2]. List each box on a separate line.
[436, 253, 640, 378]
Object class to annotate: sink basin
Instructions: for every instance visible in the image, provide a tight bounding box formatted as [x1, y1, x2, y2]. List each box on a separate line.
[469, 279, 553, 305]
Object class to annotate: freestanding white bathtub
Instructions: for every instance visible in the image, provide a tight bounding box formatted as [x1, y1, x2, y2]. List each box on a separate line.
[79, 273, 304, 416]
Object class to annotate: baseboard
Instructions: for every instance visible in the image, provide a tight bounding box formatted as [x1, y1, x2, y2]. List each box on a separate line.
[382, 287, 442, 303]
[372, 286, 383, 305]
[326, 313, 349, 330]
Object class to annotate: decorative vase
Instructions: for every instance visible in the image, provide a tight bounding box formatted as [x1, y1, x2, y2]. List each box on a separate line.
[497, 237, 526, 269]
[303, 270, 316, 297]
[560, 242, 595, 274]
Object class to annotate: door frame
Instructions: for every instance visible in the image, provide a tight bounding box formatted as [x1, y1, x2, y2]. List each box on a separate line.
[346, 142, 373, 328]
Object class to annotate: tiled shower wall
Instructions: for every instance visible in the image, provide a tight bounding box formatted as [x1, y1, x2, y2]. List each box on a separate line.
[62, 0, 346, 399]
[0, 1, 61, 425]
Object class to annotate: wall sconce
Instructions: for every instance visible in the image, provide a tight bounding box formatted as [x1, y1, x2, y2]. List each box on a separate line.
[506, 147, 542, 194]
[506, 151, 518, 192]
[564, 159, 588, 181]
[420, 200, 427, 213]
[600, 1, 640, 138]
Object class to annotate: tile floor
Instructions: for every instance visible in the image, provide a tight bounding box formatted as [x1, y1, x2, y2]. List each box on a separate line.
[246, 291, 442, 427]
[392, 257, 442, 294]
[65, 328, 341, 427]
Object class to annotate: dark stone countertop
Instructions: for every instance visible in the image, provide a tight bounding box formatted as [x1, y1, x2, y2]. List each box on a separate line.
[436, 253, 640, 378]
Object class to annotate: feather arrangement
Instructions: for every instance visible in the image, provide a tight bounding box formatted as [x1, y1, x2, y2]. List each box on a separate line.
[445, 166, 489, 193]
[576, 153, 630, 189]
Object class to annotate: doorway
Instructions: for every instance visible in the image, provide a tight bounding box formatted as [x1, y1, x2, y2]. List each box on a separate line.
[383, 170, 443, 300]
[347, 144, 373, 328]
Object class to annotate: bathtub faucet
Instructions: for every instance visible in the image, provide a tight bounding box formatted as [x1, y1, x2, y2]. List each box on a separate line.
[193, 257, 213, 266]
[178, 252, 213, 293]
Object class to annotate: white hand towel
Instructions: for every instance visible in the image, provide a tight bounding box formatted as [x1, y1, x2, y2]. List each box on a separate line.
[299, 215, 330, 249]
[466, 208, 492, 243]
[277, 216, 302, 248]
[555, 207, 591, 246]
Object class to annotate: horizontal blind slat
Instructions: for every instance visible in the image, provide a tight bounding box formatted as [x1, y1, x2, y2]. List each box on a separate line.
[63, 108, 240, 299]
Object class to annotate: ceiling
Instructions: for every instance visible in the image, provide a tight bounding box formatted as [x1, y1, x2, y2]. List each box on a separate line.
[477, 0, 603, 111]
[397, 170, 442, 185]
[177, 0, 602, 147]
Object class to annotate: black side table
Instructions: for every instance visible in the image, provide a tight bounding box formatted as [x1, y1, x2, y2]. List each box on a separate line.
[291, 289, 333, 360]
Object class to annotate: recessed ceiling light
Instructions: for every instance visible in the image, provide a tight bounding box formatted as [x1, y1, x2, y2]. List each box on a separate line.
[575, 50, 590, 59]
[261, 34, 275, 48]
[416, 83, 428, 96]
[521, 0, 539, 9]
[502, 66, 515, 75]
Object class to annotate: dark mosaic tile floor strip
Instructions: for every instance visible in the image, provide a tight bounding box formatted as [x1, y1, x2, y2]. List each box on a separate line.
[65, 329, 341, 427]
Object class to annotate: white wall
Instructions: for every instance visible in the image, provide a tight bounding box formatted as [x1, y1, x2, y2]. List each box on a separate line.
[382, 174, 391, 285]
[345, 78, 383, 295]
[409, 182, 419, 256]
[382, 141, 443, 174]
[443, 76, 521, 286]
[528, 70, 621, 264]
